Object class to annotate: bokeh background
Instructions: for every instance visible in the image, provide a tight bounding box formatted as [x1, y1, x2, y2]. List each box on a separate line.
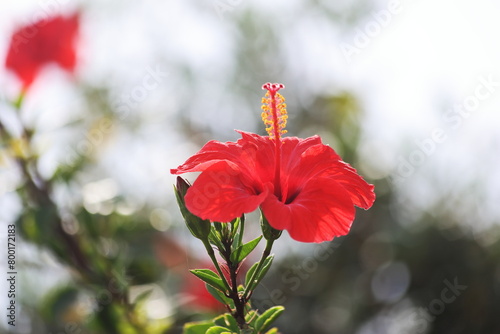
[1, 0, 500, 333]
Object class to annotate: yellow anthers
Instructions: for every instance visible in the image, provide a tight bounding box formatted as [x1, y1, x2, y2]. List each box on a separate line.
[260, 85, 288, 140]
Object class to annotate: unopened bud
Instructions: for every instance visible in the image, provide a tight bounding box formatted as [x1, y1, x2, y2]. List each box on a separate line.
[174, 177, 211, 240]
[261, 212, 282, 241]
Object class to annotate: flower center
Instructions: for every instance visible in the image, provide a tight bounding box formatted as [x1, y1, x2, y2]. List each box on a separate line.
[261, 82, 287, 200]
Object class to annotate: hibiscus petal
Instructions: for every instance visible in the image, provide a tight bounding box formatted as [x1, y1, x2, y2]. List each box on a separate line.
[235, 131, 276, 184]
[283, 143, 375, 210]
[280, 135, 333, 172]
[171, 139, 245, 174]
[324, 162, 376, 209]
[261, 178, 356, 243]
[172, 131, 276, 185]
[184, 161, 267, 222]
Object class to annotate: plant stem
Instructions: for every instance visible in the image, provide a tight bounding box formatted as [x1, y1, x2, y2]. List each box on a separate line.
[2, 94, 147, 333]
[202, 239, 232, 293]
[1, 99, 93, 278]
[228, 258, 246, 328]
[222, 230, 247, 329]
[243, 238, 274, 300]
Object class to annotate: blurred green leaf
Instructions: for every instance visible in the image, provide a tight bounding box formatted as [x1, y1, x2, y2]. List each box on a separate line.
[40, 286, 79, 323]
[17, 211, 39, 242]
[206, 326, 235, 334]
[223, 314, 240, 332]
[255, 306, 284, 333]
[184, 320, 214, 334]
[213, 313, 239, 332]
[245, 310, 258, 328]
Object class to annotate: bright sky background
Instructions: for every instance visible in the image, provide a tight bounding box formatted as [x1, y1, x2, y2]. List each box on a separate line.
[1, 0, 500, 330]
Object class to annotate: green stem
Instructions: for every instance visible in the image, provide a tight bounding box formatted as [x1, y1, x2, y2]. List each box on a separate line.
[202, 239, 232, 293]
[243, 238, 274, 300]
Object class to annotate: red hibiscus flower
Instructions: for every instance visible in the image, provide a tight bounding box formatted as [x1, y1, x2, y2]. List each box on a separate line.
[171, 83, 375, 243]
[5, 12, 80, 91]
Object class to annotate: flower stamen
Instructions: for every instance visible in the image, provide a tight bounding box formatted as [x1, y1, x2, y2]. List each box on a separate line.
[261, 83, 287, 141]
[261, 82, 286, 201]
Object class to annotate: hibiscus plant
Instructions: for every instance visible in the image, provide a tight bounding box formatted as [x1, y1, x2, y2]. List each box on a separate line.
[172, 83, 375, 333]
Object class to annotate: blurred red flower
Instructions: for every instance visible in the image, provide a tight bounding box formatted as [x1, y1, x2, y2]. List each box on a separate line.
[171, 83, 375, 243]
[5, 12, 80, 91]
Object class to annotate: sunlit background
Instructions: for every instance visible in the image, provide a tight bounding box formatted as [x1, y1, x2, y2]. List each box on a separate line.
[1, 0, 500, 333]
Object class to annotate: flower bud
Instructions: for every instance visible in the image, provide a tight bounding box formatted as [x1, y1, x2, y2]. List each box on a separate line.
[261, 212, 282, 241]
[174, 176, 211, 240]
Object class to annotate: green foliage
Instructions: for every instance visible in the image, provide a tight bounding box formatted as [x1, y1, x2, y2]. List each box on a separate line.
[209, 227, 226, 251]
[230, 236, 263, 263]
[213, 314, 240, 332]
[190, 269, 228, 293]
[39, 285, 79, 324]
[254, 307, 284, 333]
[183, 307, 284, 334]
[245, 255, 274, 288]
[175, 190, 281, 331]
[206, 284, 234, 308]
[183, 321, 214, 334]
[206, 326, 236, 334]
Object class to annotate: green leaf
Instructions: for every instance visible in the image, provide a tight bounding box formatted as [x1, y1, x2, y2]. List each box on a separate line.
[255, 306, 284, 333]
[264, 328, 279, 334]
[241, 329, 255, 334]
[245, 255, 274, 288]
[256, 255, 274, 282]
[245, 262, 259, 287]
[212, 313, 239, 332]
[183, 320, 213, 334]
[206, 326, 234, 334]
[206, 284, 232, 307]
[230, 235, 263, 264]
[232, 215, 245, 249]
[245, 310, 259, 328]
[190, 269, 226, 293]
[230, 217, 241, 242]
[213, 315, 228, 328]
[223, 314, 240, 332]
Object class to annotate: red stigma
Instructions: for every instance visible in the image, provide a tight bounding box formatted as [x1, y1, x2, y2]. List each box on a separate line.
[262, 83, 285, 93]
